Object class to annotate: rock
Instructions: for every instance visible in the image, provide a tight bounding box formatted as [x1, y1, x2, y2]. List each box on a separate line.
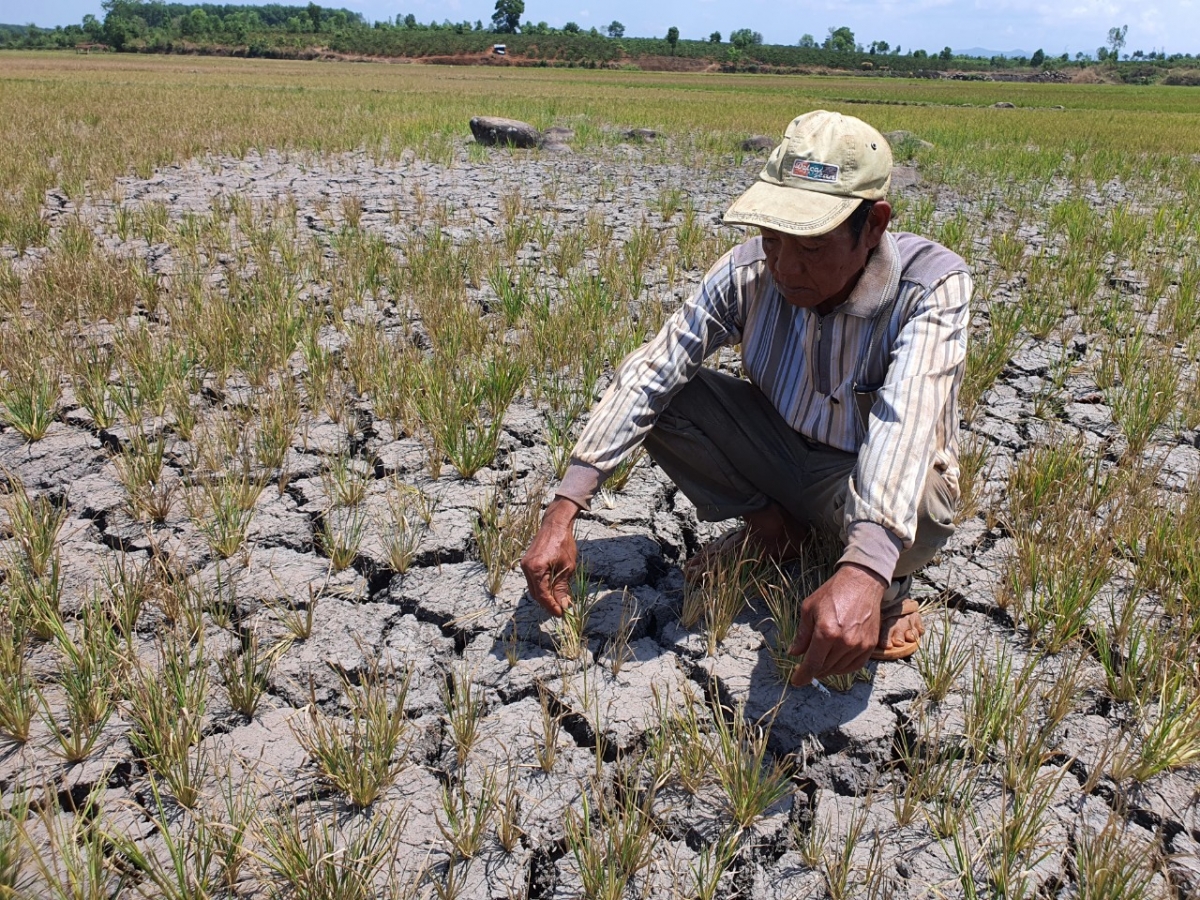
[884, 130, 935, 151]
[541, 126, 575, 142]
[469, 116, 541, 149]
[623, 128, 659, 141]
[540, 141, 572, 155]
[890, 165, 922, 190]
[741, 135, 776, 152]
[993, 101, 1016, 108]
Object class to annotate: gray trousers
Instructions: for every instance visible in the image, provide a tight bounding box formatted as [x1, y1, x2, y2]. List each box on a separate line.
[642, 369, 956, 580]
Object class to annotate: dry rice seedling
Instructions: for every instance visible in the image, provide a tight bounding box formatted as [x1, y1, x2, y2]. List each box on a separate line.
[321, 449, 373, 509]
[68, 341, 116, 430]
[437, 769, 498, 860]
[265, 584, 319, 642]
[1132, 665, 1200, 781]
[709, 696, 793, 831]
[1108, 353, 1180, 460]
[473, 477, 545, 595]
[555, 564, 600, 661]
[564, 768, 659, 900]
[258, 801, 407, 900]
[2, 478, 66, 579]
[125, 634, 209, 809]
[0, 359, 60, 442]
[113, 428, 176, 523]
[106, 777, 221, 900]
[532, 681, 562, 774]
[0, 789, 28, 896]
[441, 664, 485, 769]
[382, 480, 435, 574]
[217, 627, 288, 718]
[293, 658, 412, 809]
[963, 642, 1038, 762]
[495, 771, 524, 855]
[1010, 525, 1111, 653]
[0, 617, 33, 744]
[681, 533, 768, 655]
[101, 551, 155, 644]
[1073, 814, 1164, 900]
[21, 779, 128, 900]
[916, 609, 970, 702]
[821, 805, 871, 900]
[6, 554, 64, 642]
[960, 299, 1024, 421]
[318, 506, 366, 573]
[38, 597, 120, 764]
[689, 826, 740, 900]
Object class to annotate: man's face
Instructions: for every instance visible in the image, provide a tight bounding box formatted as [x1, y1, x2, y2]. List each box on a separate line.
[760, 201, 890, 313]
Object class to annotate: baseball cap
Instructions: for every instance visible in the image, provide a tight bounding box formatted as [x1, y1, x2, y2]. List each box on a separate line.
[723, 110, 893, 236]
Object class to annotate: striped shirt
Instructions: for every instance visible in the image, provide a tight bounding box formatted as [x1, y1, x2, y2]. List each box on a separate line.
[558, 229, 972, 582]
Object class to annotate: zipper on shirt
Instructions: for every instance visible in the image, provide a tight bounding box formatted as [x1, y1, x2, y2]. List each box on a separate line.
[813, 313, 832, 395]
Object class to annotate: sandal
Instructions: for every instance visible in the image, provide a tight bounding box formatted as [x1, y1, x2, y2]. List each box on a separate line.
[871, 596, 923, 662]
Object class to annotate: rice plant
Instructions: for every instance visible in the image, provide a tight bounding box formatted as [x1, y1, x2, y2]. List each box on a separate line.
[293, 659, 411, 809]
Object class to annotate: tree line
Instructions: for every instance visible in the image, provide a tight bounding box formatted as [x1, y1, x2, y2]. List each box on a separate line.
[2, 2, 1196, 78]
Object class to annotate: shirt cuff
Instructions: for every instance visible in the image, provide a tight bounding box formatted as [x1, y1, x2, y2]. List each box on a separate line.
[838, 521, 903, 585]
[554, 459, 606, 511]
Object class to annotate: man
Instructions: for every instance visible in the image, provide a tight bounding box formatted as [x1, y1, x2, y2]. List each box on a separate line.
[521, 110, 970, 687]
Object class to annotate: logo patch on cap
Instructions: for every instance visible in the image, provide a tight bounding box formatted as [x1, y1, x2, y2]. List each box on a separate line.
[791, 159, 840, 184]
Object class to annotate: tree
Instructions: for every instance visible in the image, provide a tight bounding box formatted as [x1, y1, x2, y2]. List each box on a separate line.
[729, 28, 762, 49]
[709, 31, 721, 43]
[491, 0, 523, 34]
[868, 40, 889, 54]
[306, 2, 321, 32]
[1106, 24, 1127, 60]
[403, 13, 416, 28]
[666, 26, 679, 53]
[1030, 48, 1045, 66]
[798, 33, 816, 49]
[939, 46, 952, 61]
[823, 26, 855, 52]
[563, 21, 580, 33]
[606, 20, 624, 38]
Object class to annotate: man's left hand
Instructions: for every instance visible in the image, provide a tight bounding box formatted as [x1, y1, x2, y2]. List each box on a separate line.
[788, 563, 887, 686]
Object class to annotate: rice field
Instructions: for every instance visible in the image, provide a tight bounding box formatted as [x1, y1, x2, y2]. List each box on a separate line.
[0, 51, 1198, 899]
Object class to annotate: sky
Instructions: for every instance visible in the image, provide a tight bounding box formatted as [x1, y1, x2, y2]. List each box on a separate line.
[5, 0, 1198, 56]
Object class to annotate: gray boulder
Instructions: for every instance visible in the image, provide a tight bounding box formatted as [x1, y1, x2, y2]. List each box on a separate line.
[993, 101, 1016, 108]
[741, 134, 776, 152]
[884, 130, 934, 151]
[469, 116, 541, 149]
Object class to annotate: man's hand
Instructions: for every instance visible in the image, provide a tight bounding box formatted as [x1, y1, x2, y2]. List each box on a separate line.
[788, 563, 887, 686]
[519, 497, 581, 617]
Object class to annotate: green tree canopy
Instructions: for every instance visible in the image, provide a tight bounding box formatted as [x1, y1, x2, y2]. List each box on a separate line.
[606, 20, 624, 38]
[490, 0, 522, 33]
[666, 25, 678, 52]
[729, 28, 761, 49]
[798, 33, 816, 49]
[823, 25, 854, 52]
[708, 30, 720, 43]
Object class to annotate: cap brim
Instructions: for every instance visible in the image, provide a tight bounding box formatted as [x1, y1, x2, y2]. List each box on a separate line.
[723, 180, 859, 237]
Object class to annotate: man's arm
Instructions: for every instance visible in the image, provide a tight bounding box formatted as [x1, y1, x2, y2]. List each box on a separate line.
[841, 270, 972, 583]
[520, 246, 752, 616]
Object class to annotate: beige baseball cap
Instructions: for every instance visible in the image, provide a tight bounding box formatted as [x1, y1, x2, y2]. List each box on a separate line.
[724, 110, 892, 236]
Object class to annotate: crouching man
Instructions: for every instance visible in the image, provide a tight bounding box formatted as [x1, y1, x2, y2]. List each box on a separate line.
[521, 110, 970, 687]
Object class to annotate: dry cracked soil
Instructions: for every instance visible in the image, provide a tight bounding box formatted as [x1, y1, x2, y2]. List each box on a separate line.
[2, 131, 1199, 899]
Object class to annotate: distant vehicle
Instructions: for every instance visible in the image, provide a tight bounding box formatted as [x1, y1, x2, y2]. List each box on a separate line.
[492, 44, 506, 55]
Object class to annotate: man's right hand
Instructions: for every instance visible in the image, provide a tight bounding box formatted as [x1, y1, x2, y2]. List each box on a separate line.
[519, 497, 581, 617]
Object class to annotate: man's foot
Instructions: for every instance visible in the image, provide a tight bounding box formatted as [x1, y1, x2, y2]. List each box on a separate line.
[872, 597, 924, 661]
[683, 504, 809, 583]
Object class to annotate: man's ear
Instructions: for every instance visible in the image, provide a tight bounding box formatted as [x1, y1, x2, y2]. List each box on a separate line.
[863, 201, 892, 250]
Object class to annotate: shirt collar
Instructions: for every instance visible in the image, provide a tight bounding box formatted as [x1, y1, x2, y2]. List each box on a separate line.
[833, 230, 901, 319]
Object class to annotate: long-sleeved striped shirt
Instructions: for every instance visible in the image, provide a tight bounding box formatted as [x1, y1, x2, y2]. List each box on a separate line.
[558, 229, 972, 583]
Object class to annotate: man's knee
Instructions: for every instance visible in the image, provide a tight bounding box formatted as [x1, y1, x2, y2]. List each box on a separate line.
[895, 464, 958, 577]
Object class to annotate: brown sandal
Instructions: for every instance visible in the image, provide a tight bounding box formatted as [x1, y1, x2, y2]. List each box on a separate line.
[871, 597, 923, 662]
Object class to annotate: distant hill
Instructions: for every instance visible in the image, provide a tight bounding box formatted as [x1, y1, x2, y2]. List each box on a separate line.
[960, 47, 1035, 59]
